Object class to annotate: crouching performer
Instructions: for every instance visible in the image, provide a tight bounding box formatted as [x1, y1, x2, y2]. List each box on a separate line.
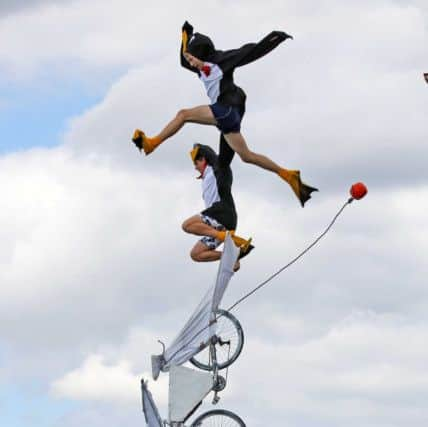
[182, 139, 254, 272]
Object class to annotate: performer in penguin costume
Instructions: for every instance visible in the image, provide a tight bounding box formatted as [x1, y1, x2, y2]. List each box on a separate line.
[133, 21, 318, 207]
[182, 140, 254, 271]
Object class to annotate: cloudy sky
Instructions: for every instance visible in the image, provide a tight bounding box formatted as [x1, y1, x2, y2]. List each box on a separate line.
[1, 1, 427, 426]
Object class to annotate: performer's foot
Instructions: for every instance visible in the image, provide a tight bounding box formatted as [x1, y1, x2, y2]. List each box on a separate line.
[132, 129, 157, 155]
[132, 129, 144, 151]
[278, 169, 318, 207]
[230, 231, 252, 249]
[238, 242, 255, 260]
[216, 230, 252, 249]
[298, 181, 319, 207]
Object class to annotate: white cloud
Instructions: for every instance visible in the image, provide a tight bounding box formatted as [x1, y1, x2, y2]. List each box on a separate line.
[48, 308, 428, 425]
[1, 0, 425, 82]
[1, 1, 428, 426]
[51, 354, 140, 403]
[51, 353, 168, 407]
[1, 129, 428, 426]
[1, 0, 292, 79]
[228, 311, 428, 426]
[0, 0, 166, 78]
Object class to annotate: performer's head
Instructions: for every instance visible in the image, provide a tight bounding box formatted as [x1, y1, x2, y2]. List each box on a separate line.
[183, 52, 204, 70]
[186, 33, 215, 61]
[190, 143, 217, 175]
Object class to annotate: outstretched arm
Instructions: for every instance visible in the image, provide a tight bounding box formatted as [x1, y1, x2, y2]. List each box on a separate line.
[180, 21, 199, 74]
[216, 31, 293, 73]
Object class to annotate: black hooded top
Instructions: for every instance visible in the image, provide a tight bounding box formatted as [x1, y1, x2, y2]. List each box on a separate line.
[181, 21, 292, 110]
[194, 139, 237, 230]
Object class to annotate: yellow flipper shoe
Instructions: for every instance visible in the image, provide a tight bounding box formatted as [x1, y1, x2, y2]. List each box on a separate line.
[279, 169, 318, 207]
[229, 232, 255, 259]
[239, 240, 255, 260]
[229, 231, 250, 248]
[131, 129, 155, 155]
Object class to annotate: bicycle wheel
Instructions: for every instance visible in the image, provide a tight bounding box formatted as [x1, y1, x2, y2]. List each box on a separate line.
[190, 309, 244, 371]
[191, 409, 246, 427]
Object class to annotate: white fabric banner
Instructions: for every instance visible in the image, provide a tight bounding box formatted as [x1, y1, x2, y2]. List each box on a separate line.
[141, 379, 163, 427]
[159, 234, 239, 371]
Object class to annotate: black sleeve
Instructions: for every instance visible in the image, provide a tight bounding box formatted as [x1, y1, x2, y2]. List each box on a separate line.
[180, 21, 199, 74]
[215, 31, 292, 73]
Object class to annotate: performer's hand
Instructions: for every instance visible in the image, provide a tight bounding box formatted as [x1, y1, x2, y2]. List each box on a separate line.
[271, 30, 293, 41]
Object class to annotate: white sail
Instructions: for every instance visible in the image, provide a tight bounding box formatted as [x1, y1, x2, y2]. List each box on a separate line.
[168, 365, 213, 422]
[141, 379, 163, 427]
[152, 234, 239, 377]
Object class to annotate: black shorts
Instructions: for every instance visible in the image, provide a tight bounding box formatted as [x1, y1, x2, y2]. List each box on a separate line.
[209, 102, 242, 134]
[202, 201, 237, 231]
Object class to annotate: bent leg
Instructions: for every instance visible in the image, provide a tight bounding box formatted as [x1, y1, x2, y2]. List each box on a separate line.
[156, 105, 217, 142]
[223, 132, 281, 173]
[223, 132, 318, 207]
[133, 106, 217, 155]
[190, 241, 240, 272]
[182, 215, 252, 252]
[182, 215, 220, 239]
[190, 241, 222, 262]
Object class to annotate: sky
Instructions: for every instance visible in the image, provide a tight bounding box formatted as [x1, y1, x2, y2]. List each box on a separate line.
[0, 1, 427, 426]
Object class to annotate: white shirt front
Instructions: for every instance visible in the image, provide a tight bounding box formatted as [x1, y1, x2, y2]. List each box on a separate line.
[201, 165, 220, 208]
[199, 62, 223, 104]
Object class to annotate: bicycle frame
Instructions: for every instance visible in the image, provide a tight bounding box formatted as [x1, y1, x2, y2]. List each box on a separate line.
[210, 333, 229, 404]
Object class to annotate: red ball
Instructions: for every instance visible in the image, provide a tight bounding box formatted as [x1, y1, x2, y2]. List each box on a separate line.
[350, 182, 368, 200]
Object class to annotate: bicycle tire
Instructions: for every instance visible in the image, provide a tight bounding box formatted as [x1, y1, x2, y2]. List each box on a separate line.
[189, 309, 244, 371]
[191, 409, 246, 426]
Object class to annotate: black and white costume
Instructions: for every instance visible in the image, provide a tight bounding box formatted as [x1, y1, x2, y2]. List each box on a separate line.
[181, 21, 292, 133]
[195, 142, 237, 249]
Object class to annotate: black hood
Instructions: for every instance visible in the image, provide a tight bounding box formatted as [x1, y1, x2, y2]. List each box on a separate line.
[187, 33, 216, 61]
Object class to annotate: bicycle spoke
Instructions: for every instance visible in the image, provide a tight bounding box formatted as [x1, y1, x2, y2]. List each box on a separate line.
[190, 310, 244, 371]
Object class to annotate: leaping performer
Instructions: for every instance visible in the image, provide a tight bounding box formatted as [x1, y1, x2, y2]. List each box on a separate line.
[182, 140, 254, 272]
[133, 21, 318, 207]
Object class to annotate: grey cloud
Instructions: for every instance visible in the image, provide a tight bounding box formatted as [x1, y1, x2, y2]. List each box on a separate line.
[0, 0, 72, 16]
